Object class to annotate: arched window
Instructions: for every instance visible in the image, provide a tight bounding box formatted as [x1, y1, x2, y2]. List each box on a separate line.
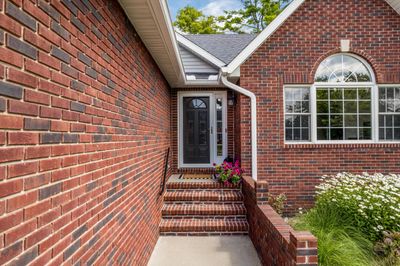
[315, 54, 372, 83]
[314, 54, 374, 141]
[188, 98, 207, 109]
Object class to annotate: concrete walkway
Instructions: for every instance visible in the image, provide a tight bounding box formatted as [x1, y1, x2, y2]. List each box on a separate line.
[148, 236, 261, 266]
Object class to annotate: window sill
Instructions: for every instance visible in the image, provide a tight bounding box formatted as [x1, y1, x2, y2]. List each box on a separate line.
[284, 142, 400, 149]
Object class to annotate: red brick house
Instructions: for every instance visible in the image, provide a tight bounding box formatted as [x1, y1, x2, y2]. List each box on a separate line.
[0, 0, 399, 265]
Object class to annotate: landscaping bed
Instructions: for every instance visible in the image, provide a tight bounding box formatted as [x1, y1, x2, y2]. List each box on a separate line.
[289, 173, 400, 266]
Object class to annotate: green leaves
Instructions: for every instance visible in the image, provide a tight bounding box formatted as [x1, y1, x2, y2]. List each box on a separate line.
[173, 1, 292, 34]
[173, 6, 220, 34]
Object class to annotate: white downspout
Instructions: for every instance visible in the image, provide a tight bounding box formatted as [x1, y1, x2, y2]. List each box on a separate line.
[220, 74, 257, 182]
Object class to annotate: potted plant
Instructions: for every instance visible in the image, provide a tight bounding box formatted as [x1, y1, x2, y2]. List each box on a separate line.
[214, 160, 243, 185]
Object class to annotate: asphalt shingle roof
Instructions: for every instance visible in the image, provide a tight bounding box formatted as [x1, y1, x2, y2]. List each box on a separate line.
[183, 34, 257, 65]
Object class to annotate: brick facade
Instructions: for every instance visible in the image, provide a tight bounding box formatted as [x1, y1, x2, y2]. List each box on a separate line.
[0, 0, 170, 265]
[240, 0, 400, 214]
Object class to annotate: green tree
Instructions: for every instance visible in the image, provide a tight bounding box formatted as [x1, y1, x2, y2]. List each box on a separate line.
[173, 6, 220, 34]
[219, 0, 291, 33]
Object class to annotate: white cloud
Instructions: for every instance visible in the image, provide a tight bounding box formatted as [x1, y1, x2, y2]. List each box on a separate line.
[200, 0, 242, 17]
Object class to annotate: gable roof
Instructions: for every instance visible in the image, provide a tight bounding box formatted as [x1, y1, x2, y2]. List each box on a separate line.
[183, 34, 257, 65]
[221, 0, 400, 74]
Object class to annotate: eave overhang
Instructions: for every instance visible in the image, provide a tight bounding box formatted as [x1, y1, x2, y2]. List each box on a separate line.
[118, 0, 185, 87]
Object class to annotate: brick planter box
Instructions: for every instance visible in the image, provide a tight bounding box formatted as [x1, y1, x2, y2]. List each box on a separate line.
[242, 176, 318, 265]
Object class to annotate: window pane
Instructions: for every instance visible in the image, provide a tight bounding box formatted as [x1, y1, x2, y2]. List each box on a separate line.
[285, 115, 293, 128]
[216, 98, 223, 156]
[317, 128, 329, 140]
[285, 128, 293, 141]
[345, 128, 358, 140]
[317, 101, 329, 113]
[330, 115, 343, 127]
[317, 89, 328, 99]
[317, 115, 329, 127]
[293, 128, 301, 140]
[394, 128, 400, 140]
[359, 115, 371, 127]
[359, 88, 371, 99]
[330, 101, 343, 113]
[330, 89, 343, 100]
[360, 128, 372, 140]
[293, 115, 301, 127]
[302, 101, 310, 113]
[344, 89, 357, 99]
[345, 115, 357, 127]
[359, 101, 371, 113]
[284, 87, 310, 142]
[344, 101, 357, 113]
[331, 128, 343, 140]
[301, 116, 309, 127]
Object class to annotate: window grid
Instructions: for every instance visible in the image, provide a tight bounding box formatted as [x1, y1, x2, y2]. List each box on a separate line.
[316, 87, 372, 141]
[379, 87, 400, 141]
[285, 88, 311, 142]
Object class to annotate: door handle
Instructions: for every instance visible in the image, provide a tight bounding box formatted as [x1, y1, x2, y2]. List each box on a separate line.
[210, 126, 213, 134]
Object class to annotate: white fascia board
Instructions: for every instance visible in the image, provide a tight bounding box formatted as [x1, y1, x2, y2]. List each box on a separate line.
[222, 0, 306, 74]
[148, 0, 186, 84]
[176, 33, 226, 68]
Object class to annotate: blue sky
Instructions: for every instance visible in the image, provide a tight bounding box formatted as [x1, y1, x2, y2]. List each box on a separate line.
[167, 0, 243, 21]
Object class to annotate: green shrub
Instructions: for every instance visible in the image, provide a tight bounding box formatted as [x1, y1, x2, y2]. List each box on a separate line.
[290, 206, 375, 266]
[268, 193, 287, 215]
[316, 173, 400, 241]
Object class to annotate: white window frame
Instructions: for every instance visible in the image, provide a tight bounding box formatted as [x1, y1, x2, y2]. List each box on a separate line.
[377, 85, 400, 142]
[284, 53, 400, 144]
[178, 91, 228, 168]
[283, 85, 312, 142]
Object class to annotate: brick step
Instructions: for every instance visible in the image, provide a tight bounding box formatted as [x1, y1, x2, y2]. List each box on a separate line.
[162, 203, 246, 216]
[159, 219, 248, 234]
[162, 215, 247, 220]
[166, 181, 240, 190]
[164, 190, 243, 202]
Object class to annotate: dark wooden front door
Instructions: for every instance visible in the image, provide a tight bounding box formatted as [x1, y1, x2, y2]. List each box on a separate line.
[183, 97, 210, 164]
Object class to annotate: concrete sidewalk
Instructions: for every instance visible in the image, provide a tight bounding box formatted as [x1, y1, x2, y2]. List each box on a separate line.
[148, 236, 261, 266]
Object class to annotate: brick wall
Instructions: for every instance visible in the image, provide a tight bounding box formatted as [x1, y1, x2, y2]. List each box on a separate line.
[0, 0, 171, 265]
[170, 88, 235, 173]
[242, 176, 318, 265]
[240, 0, 400, 214]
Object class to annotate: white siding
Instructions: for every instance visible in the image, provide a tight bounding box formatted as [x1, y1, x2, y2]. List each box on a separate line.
[179, 45, 218, 74]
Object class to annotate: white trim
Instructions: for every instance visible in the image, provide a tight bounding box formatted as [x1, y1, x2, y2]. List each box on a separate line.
[284, 84, 400, 145]
[213, 92, 228, 165]
[221, 0, 306, 74]
[221, 75, 258, 181]
[283, 86, 311, 143]
[178, 91, 228, 168]
[176, 33, 226, 68]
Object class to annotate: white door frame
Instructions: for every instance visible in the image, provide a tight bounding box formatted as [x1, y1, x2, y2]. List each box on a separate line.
[178, 91, 228, 168]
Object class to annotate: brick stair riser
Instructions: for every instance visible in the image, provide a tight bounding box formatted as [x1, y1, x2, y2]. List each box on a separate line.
[163, 202, 245, 206]
[166, 183, 241, 190]
[162, 216, 247, 220]
[160, 232, 249, 236]
[162, 204, 246, 216]
[164, 194, 243, 202]
[159, 222, 248, 232]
